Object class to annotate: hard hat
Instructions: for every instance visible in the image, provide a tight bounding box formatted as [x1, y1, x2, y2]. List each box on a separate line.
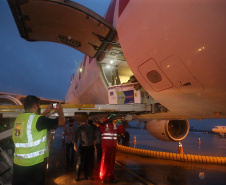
[108, 114, 116, 119]
[117, 120, 122, 125]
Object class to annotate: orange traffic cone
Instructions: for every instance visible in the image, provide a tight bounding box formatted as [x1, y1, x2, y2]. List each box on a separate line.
[178, 142, 184, 154]
[198, 138, 201, 145]
[133, 136, 136, 148]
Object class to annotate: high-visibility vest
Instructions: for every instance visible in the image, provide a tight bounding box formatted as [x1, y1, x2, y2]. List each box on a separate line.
[100, 123, 118, 148]
[12, 113, 49, 166]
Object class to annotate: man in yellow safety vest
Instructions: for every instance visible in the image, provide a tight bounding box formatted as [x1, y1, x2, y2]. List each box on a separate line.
[12, 95, 65, 185]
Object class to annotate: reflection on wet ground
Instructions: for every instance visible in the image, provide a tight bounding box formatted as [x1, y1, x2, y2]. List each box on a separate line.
[116, 152, 226, 185]
[46, 128, 226, 185]
[127, 128, 226, 157]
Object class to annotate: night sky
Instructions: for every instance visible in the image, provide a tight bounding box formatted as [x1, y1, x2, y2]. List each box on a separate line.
[0, 0, 111, 100]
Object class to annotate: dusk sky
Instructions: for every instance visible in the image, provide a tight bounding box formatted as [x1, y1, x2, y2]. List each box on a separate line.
[0, 0, 111, 100]
[0, 1, 225, 130]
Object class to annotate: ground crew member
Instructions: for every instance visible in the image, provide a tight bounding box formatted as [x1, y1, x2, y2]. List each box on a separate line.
[117, 120, 125, 144]
[12, 95, 65, 185]
[99, 114, 118, 183]
[63, 118, 78, 169]
[117, 120, 130, 146]
[74, 119, 95, 181]
[94, 123, 102, 176]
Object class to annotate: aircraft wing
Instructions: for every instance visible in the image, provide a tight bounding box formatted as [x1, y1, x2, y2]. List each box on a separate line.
[0, 92, 64, 105]
[7, 0, 116, 59]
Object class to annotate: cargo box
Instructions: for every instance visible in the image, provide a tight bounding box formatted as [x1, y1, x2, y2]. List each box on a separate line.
[108, 83, 152, 104]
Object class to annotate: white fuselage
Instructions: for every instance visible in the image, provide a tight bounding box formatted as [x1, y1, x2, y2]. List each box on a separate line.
[212, 126, 226, 136]
[65, 0, 226, 119]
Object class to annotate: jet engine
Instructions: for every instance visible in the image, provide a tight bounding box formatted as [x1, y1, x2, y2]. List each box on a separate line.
[146, 120, 189, 142]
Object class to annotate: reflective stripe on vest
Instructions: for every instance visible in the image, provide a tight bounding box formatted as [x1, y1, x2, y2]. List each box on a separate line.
[27, 115, 35, 143]
[14, 146, 48, 159]
[101, 133, 117, 136]
[102, 137, 117, 140]
[14, 136, 47, 148]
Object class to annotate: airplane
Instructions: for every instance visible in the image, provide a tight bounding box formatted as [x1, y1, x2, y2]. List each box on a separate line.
[0, 92, 64, 106]
[2, 0, 226, 143]
[212, 126, 226, 137]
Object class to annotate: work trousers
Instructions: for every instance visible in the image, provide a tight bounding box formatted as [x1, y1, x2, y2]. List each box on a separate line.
[95, 143, 102, 175]
[65, 143, 75, 168]
[99, 146, 116, 180]
[12, 158, 47, 185]
[76, 145, 94, 178]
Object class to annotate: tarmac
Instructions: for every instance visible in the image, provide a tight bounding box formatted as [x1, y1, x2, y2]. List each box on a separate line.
[46, 131, 226, 185]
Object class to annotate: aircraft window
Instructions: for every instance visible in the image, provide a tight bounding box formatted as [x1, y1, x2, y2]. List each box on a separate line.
[78, 58, 87, 80]
[71, 74, 74, 84]
[79, 62, 83, 80]
[75, 83, 78, 90]
[82, 57, 86, 75]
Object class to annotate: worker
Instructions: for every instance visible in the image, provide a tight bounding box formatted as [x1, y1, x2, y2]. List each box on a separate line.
[117, 120, 126, 145]
[74, 119, 95, 181]
[124, 75, 142, 90]
[128, 75, 138, 83]
[99, 114, 118, 183]
[117, 120, 130, 146]
[94, 123, 102, 177]
[12, 95, 65, 185]
[63, 118, 78, 169]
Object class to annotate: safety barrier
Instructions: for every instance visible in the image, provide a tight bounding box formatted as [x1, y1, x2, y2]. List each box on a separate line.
[116, 144, 226, 165]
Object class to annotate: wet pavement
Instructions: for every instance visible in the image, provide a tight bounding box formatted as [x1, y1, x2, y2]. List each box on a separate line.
[46, 130, 226, 185]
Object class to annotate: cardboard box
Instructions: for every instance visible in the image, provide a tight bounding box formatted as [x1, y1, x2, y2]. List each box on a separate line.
[108, 83, 151, 104]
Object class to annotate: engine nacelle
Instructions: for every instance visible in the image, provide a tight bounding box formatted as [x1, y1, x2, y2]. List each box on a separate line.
[146, 120, 189, 142]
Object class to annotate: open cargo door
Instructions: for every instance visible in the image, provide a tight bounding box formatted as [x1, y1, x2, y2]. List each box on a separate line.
[7, 0, 116, 59]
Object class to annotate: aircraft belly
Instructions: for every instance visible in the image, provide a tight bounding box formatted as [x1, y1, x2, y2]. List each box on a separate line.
[115, 0, 226, 118]
[160, 56, 204, 94]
